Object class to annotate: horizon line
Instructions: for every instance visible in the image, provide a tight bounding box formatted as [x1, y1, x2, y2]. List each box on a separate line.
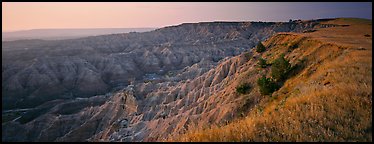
[3, 17, 371, 33]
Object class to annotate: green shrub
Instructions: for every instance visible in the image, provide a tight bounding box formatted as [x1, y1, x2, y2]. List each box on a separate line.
[256, 42, 266, 53]
[244, 52, 251, 61]
[258, 58, 267, 68]
[236, 83, 251, 94]
[288, 41, 299, 50]
[257, 75, 278, 96]
[271, 54, 291, 82]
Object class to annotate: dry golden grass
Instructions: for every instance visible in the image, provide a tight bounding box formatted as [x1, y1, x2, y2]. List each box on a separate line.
[167, 18, 372, 142]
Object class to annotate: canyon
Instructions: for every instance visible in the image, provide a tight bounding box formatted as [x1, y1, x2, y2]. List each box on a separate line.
[3, 18, 370, 142]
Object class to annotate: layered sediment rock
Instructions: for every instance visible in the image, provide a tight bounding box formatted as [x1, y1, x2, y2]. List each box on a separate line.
[2, 19, 340, 142]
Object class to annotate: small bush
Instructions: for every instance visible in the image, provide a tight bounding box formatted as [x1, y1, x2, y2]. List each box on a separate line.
[271, 54, 291, 82]
[236, 83, 251, 94]
[257, 75, 278, 96]
[288, 41, 299, 50]
[256, 42, 266, 53]
[244, 52, 251, 61]
[258, 58, 267, 68]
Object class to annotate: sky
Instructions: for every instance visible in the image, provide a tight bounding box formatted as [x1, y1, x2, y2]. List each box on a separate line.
[2, 2, 372, 32]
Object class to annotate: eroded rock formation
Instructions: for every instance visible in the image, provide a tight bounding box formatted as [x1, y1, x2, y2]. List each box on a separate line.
[2, 19, 340, 142]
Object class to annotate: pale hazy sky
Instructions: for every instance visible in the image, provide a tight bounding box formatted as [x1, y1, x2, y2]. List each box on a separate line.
[2, 2, 372, 32]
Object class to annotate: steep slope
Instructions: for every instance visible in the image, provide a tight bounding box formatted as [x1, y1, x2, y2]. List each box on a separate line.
[2, 20, 335, 111]
[89, 19, 352, 141]
[168, 18, 372, 142]
[2, 87, 137, 142]
[2, 19, 347, 142]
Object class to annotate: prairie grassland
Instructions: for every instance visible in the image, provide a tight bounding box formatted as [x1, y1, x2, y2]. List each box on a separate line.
[168, 18, 372, 142]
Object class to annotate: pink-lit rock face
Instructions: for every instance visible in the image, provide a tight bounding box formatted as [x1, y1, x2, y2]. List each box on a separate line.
[2, 19, 338, 142]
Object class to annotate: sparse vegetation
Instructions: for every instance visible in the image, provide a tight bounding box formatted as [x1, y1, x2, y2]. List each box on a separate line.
[271, 54, 291, 82]
[258, 58, 268, 68]
[244, 52, 251, 61]
[288, 40, 300, 50]
[257, 75, 278, 96]
[167, 18, 372, 142]
[237, 98, 255, 117]
[236, 83, 251, 94]
[256, 42, 266, 53]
